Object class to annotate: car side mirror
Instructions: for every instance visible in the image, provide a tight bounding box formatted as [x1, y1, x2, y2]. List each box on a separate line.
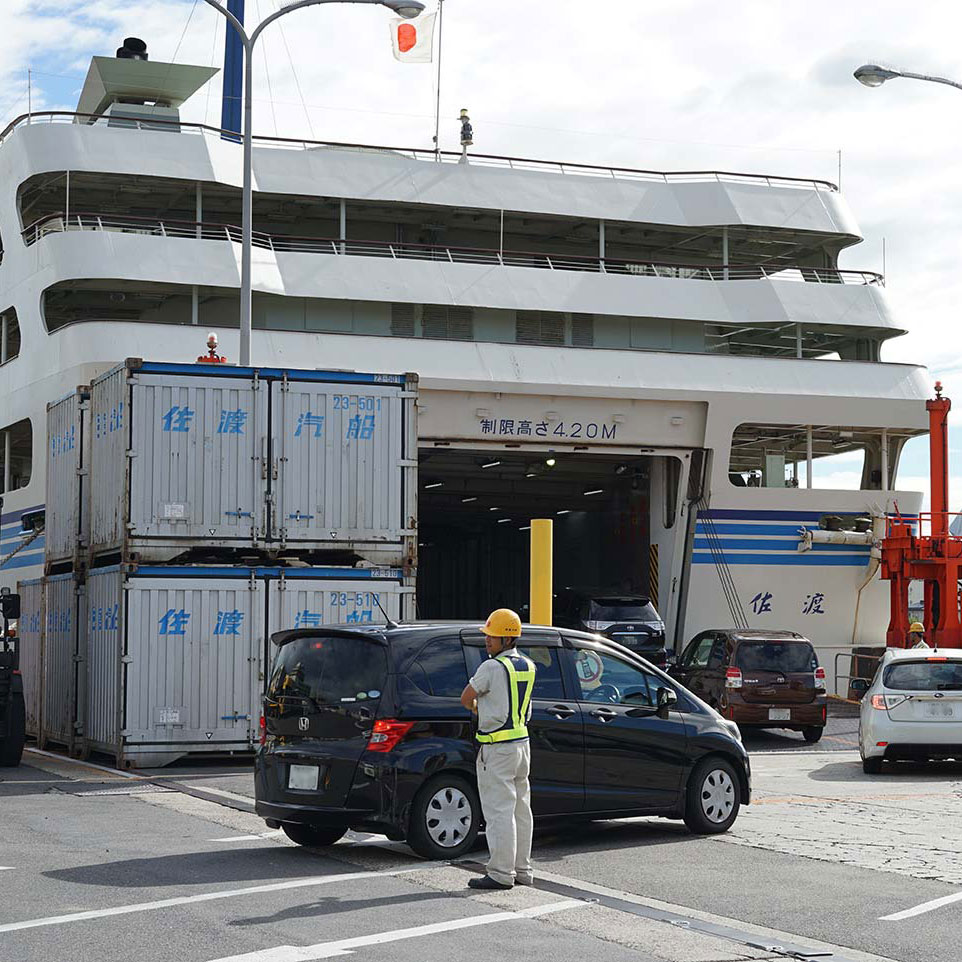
[850, 678, 870, 698]
[656, 686, 678, 718]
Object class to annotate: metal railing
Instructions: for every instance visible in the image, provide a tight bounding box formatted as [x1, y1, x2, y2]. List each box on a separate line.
[887, 512, 961, 539]
[22, 211, 884, 286]
[0, 111, 840, 192]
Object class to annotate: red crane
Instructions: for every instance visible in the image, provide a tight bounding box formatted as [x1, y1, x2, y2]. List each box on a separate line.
[881, 381, 962, 647]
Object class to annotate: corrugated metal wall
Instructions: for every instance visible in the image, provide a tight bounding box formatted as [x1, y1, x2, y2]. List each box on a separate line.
[42, 573, 83, 750]
[17, 578, 43, 737]
[272, 382, 405, 544]
[85, 567, 123, 754]
[124, 576, 261, 751]
[88, 367, 129, 554]
[45, 390, 86, 566]
[127, 374, 267, 541]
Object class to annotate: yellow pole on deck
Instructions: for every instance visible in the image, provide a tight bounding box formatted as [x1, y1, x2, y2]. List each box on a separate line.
[530, 519, 553, 626]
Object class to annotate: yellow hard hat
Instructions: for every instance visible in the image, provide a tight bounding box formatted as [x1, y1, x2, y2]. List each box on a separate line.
[909, 622, 925, 634]
[481, 608, 522, 638]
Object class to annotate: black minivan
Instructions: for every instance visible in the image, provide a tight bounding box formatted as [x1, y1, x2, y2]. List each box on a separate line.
[255, 623, 750, 859]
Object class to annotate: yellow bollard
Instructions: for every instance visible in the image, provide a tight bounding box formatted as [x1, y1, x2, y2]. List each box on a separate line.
[530, 519, 553, 626]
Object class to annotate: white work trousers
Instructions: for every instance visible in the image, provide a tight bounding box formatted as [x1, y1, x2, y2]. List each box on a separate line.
[476, 740, 533, 886]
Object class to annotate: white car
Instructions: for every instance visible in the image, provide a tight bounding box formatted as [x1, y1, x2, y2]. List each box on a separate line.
[858, 648, 962, 774]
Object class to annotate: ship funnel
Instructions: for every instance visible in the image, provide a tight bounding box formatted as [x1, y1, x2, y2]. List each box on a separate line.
[116, 38, 149, 61]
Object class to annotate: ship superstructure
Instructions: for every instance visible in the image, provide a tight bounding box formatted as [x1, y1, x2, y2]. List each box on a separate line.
[0, 47, 930, 688]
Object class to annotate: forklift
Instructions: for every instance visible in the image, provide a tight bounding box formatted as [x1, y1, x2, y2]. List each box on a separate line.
[0, 588, 25, 767]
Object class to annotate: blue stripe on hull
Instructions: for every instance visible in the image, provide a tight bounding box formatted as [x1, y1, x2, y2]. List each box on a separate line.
[692, 552, 868, 567]
[693, 537, 869, 553]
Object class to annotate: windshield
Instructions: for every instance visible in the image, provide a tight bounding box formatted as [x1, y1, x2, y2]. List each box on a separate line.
[268, 636, 387, 707]
[588, 599, 659, 621]
[883, 660, 962, 691]
[735, 641, 815, 673]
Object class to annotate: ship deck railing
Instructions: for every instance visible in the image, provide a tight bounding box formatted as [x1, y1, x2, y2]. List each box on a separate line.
[22, 210, 883, 287]
[0, 111, 840, 193]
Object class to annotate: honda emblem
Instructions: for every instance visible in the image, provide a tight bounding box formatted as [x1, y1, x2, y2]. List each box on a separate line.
[298, 717, 310, 732]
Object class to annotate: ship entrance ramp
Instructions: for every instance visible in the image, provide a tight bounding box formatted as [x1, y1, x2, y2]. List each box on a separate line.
[417, 447, 675, 623]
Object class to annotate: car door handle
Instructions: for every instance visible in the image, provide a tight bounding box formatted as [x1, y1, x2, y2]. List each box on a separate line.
[548, 704, 576, 719]
[589, 707, 617, 722]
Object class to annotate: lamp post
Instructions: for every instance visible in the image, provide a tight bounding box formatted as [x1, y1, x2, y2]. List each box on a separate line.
[854, 63, 962, 93]
[200, 0, 425, 366]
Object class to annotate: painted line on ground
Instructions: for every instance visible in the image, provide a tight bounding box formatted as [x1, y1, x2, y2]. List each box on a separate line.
[205, 899, 589, 962]
[0, 867, 14, 872]
[0, 866, 431, 934]
[208, 831, 284, 842]
[24, 748, 141, 780]
[879, 890, 962, 921]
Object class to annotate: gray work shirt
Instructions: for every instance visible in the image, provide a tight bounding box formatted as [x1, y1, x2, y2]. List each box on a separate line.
[470, 654, 533, 734]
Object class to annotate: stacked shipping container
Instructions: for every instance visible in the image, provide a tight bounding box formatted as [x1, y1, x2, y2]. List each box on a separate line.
[20, 359, 418, 766]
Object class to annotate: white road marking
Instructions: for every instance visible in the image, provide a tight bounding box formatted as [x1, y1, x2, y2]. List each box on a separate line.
[209, 831, 284, 842]
[205, 899, 589, 962]
[0, 867, 428, 934]
[879, 890, 962, 921]
[0, 867, 14, 872]
[23, 748, 141, 780]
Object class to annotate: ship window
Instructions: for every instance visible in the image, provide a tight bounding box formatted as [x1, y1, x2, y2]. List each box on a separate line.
[517, 311, 564, 345]
[0, 308, 20, 364]
[391, 303, 415, 337]
[423, 305, 473, 340]
[0, 419, 32, 493]
[728, 422, 923, 491]
[571, 314, 595, 347]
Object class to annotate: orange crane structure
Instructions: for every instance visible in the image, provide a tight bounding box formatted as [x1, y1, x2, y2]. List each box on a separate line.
[882, 381, 962, 648]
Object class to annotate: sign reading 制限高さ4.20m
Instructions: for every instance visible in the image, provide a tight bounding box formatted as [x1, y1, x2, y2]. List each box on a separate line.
[417, 393, 707, 448]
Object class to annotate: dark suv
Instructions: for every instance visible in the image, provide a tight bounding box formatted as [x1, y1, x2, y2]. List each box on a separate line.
[670, 629, 826, 742]
[555, 590, 668, 666]
[255, 623, 750, 859]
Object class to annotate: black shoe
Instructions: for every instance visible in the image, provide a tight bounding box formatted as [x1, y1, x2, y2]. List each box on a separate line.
[468, 875, 513, 890]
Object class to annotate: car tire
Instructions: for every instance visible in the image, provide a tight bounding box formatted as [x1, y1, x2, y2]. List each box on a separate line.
[684, 757, 741, 834]
[862, 756, 883, 775]
[802, 726, 823, 743]
[0, 699, 26, 768]
[281, 822, 348, 847]
[408, 773, 480, 860]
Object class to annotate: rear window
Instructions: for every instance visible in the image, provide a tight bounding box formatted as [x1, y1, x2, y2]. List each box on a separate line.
[735, 641, 816, 673]
[588, 598, 659, 621]
[406, 638, 468, 698]
[268, 636, 387, 706]
[883, 660, 962, 691]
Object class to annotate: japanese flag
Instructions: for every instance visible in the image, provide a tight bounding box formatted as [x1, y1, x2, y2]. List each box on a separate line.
[390, 12, 436, 63]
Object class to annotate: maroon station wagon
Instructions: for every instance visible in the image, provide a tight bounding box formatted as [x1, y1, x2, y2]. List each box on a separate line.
[670, 630, 827, 742]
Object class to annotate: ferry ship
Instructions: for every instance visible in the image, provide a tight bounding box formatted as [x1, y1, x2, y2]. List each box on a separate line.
[0, 42, 929, 691]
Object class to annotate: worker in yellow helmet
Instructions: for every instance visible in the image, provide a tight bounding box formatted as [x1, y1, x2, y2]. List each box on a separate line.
[908, 622, 927, 648]
[460, 608, 536, 890]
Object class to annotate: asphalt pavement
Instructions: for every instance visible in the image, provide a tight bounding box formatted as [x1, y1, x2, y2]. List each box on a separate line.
[3, 730, 961, 962]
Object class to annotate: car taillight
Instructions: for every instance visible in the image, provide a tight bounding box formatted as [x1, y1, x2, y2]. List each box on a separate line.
[814, 667, 826, 690]
[258, 714, 266, 746]
[725, 667, 743, 689]
[367, 719, 414, 752]
[871, 694, 907, 710]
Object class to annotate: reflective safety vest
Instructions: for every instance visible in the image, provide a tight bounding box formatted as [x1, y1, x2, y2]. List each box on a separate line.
[476, 652, 536, 744]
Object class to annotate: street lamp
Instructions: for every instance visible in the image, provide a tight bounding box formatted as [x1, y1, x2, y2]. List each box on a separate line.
[201, 0, 426, 366]
[854, 62, 962, 93]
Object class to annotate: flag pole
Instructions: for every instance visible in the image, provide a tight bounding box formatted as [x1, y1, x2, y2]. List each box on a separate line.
[433, 0, 445, 161]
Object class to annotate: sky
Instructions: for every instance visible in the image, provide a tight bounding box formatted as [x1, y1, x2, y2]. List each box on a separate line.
[3, 0, 962, 508]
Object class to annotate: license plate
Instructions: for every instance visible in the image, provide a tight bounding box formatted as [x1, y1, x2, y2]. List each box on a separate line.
[924, 703, 956, 719]
[288, 764, 319, 791]
[768, 708, 791, 721]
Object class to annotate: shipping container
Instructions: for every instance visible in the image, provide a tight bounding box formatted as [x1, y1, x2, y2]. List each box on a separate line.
[45, 388, 89, 569]
[17, 577, 43, 738]
[41, 573, 85, 753]
[84, 565, 411, 767]
[85, 360, 417, 566]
